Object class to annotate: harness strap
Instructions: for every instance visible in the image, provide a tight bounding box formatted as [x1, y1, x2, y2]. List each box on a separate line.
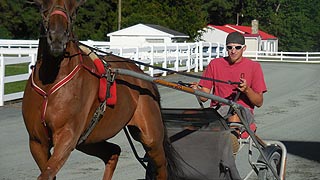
[50, 10, 68, 22]
[76, 47, 117, 144]
[31, 46, 116, 145]
[30, 54, 82, 140]
[77, 101, 106, 145]
[105, 65, 116, 99]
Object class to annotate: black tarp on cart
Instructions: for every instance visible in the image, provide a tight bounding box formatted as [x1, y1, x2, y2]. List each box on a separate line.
[162, 108, 242, 180]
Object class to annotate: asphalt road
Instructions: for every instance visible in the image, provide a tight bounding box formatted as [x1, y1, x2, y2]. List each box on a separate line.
[0, 62, 319, 180]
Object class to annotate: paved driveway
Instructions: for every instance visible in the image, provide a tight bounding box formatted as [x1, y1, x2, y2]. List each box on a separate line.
[0, 62, 319, 180]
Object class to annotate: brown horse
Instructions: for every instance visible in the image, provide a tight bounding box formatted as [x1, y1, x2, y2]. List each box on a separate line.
[22, 0, 181, 179]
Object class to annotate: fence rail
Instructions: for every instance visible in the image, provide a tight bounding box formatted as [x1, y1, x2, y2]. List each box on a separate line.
[244, 51, 320, 63]
[1, 39, 320, 106]
[0, 47, 37, 106]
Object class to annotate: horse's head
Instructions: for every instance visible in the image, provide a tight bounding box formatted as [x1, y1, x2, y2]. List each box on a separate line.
[33, 0, 86, 57]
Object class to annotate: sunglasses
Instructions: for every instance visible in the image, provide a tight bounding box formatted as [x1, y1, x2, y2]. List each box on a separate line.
[226, 45, 245, 50]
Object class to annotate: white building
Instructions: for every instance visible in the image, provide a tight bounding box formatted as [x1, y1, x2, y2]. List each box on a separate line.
[200, 20, 278, 52]
[107, 23, 189, 49]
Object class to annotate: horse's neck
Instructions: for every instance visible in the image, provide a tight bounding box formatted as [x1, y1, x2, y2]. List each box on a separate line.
[37, 37, 65, 85]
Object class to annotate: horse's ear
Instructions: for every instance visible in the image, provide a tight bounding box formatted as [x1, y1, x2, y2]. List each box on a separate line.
[76, 0, 87, 7]
[27, 0, 43, 6]
[67, 0, 86, 22]
[68, 0, 86, 12]
[67, 0, 86, 17]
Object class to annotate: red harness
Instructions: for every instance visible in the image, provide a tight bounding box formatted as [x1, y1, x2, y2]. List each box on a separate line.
[93, 57, 117, 104]
[30, 51, 116, 140]
[50, 10, 68, 21]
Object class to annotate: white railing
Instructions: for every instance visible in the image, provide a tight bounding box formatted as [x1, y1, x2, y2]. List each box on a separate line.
[0, 48, 37, 106]
[1, 39, 320, 106]
[0, 39, 112, 51]
[244, 51, 320, 63]
[0, 40, 224, 106]
[79, 41, 225, 76]
[0, 39, 39, 48]
[107, 43, 202, 76]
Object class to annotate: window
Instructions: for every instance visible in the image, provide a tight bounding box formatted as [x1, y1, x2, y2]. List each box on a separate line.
[146, 39, 164, 43]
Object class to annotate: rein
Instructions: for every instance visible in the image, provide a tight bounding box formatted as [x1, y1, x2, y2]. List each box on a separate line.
[79, 42, 241, 86]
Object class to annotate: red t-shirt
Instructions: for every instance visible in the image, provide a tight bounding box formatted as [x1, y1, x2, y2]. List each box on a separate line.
[199, 57, 267, 112]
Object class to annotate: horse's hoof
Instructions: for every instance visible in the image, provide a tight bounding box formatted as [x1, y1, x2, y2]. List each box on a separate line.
[38, 171, 55, 180]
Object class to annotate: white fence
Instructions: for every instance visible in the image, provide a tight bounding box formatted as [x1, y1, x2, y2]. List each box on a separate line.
[1, 39, 320, 106]
[0, 39, 225, 106]
[102, 42, 225, 75]
[0, 48, 37, 106]
[244, 51, 320, 63]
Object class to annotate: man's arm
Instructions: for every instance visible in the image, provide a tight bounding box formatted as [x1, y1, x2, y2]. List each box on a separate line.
[238, 78, 264, 107]
[191, 83, 211, 102]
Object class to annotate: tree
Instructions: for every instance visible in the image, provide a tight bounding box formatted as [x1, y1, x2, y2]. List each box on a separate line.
[75, 0, 118, 41]
[0, 0, 40, 39]
[120, 0, 207, 40]
[1, 0, 320, 52]
[203, 0, 234, 25]
[204, 0, 320, 52]
[263, 0, 320, 51]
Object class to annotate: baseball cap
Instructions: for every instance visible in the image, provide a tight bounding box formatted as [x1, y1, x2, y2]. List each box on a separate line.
[226, 32, 245, 45]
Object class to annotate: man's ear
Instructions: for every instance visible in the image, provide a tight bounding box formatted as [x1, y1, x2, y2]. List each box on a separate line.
[243, 45, 247, 51]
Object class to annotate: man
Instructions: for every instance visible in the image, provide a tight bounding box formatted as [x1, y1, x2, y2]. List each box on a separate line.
[192, 31, 267, 153]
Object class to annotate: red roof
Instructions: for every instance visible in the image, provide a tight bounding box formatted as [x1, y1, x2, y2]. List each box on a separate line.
[208, 24, 235, 33]
[207, 24, 277, 40]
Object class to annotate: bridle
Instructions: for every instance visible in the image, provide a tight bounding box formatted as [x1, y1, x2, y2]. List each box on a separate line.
[40, 3, 73, 40]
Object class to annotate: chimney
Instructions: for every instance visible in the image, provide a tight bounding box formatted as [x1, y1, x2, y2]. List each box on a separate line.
[251, 19, 259, 34]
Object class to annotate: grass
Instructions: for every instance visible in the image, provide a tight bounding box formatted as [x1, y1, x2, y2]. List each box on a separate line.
[4, 63, 29, 94]
[3, 61, 186, 94]
[5, 80, 27, 94]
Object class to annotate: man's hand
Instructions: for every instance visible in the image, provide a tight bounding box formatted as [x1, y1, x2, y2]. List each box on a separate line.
[237, 78, 264, 107]
[237, 78, 248, 93]
[190, 82, 210, 102]
[190, 82, 200, 90]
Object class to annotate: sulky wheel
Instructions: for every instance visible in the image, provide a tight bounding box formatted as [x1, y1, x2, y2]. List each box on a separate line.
[258, 145, 282, 180]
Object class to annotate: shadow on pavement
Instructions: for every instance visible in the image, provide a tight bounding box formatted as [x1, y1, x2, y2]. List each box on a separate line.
[282, 141, 320, 163]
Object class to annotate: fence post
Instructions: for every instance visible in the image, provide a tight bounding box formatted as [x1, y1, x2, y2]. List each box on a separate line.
[187, 44, 191, 72]
[135, 47, 139, 61]
[28, 52, 37, 74]
[119, 47, 123, 57]
[194, 42, 199, 72]
[150, 46, 154, 77]
[216, 43, 219, 58]
[199, 41, 204, 71]
[175, 44, 179, 72]
[208, 42, 212, 60]
[163, 45, 168, 76]
[0, 55, 4, 106]
[306, 52, 309, 62]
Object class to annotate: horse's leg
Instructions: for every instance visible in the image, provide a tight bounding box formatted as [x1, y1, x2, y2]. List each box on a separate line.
[130, 96, 167, 180]
[37, 127, 79, 180]
[76, 141, 121, 180]
[29, 139, 56, 180]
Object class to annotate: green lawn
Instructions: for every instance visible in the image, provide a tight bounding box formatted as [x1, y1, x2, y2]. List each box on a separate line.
[5, 63, 29, 94]
[3, 62, 184, 94]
